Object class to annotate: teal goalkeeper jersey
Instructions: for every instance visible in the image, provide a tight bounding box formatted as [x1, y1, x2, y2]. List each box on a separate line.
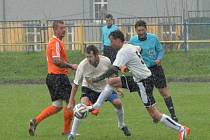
[129, 33, 164, 68]
[101, 24, 118, 47]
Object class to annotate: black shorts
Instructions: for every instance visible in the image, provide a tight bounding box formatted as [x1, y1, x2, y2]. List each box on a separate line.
[120, 75, 139, 92]
[81, 86, 118, 104]
[120, 75, 155, 107]
[103, 46, 118, 64]
[149, 65, 167, 88]
[46, 74, 72, 102]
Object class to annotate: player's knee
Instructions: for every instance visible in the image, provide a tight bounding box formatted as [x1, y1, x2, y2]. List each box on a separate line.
[80, 97, 90, 105]
[107, 77, 121, 87]
[112, 99, 122, 109]
[52, 99, 63, 111]
[159, 88, 170, 97]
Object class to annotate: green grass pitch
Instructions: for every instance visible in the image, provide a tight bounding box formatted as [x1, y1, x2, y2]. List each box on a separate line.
[0, 82, 210, 140]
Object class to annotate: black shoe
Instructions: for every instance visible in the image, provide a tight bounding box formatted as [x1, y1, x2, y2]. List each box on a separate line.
[28, 119, 37, 136]
[172, 116, 178, 122]
[121, 126, 131, 136]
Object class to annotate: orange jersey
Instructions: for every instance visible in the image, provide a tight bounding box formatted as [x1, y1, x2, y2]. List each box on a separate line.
[46, 36, 68, 75]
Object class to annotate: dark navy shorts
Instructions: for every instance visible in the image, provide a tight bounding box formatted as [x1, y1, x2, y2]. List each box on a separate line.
[81, 86, 119, 103]
[149, 65, 167, 89]
[46, 74, 72, 102]
[120, 75, 155, 107]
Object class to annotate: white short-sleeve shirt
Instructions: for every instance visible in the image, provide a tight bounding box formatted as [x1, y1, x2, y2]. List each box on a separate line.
[113, 44, 151, 82]
[74, 55, 111, 92]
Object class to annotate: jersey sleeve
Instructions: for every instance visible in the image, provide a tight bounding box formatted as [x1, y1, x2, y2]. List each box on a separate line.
[105, 57, 112, 66]
[155, 36, 164, 60]
[51, 41, 61, 58]
[113, 49, 130, 68]
[73, 63, 84, 85]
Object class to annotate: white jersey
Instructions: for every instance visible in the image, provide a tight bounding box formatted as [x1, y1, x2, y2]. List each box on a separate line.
[74, 55, 111, 92]
[113, 44, 151, 82]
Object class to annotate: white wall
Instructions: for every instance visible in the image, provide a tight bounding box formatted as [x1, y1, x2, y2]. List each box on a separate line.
[0, 0, 209, 21]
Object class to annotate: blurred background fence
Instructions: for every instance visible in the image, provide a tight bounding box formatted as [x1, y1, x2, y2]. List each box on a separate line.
[0, 10, 210, 53]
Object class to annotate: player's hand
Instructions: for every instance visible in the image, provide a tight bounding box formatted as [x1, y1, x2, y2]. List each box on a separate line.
[120, 65, 129, 73]
[116, 88, 124, 97]
[155, 60, 161, 66]
[70, 64, 78, 70]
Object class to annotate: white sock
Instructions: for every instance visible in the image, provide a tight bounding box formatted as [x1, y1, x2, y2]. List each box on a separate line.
[70, 117, 81, 136]
[160, 114, 182, 131]
[93, 84, 113, 109]
[116, 106, 125, 129]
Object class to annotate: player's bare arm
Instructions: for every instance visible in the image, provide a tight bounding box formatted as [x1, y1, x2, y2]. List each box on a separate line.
[67, 83, 78, 110]
[53, 57, 78, 70]
[88, 65, 119, 83]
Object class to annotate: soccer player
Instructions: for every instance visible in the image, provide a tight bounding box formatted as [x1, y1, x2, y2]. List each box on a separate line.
[86, 30, 190, 140]
[28, 20, 78, 136]
[101, 14, 119, 64]
[67, 45, 131, 140]
[129, 20, 178, 121]
[101, 14, 124, 97]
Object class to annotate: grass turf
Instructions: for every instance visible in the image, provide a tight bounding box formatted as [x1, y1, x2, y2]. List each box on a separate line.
[0, 82, 209, 140]
[0, 48, 210, 81]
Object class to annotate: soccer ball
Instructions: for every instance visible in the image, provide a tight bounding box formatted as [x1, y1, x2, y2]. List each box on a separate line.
[73, 103, 88, 119]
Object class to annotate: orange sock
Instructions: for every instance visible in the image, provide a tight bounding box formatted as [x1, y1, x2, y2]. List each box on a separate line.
[35, 105, 60, 124]
[63, 107, 74, 134]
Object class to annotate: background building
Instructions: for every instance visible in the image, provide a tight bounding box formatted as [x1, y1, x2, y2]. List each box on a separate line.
[0, 0, 210, 20]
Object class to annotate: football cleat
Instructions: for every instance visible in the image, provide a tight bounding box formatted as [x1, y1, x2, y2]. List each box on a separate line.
[86, 105, 94, 112]
[28, 119, 37, 136]
[121, 126, 131, 136]
[91, 108, 100, 116]
[179, 126, 190, 140]
[68, 134, 75, 140]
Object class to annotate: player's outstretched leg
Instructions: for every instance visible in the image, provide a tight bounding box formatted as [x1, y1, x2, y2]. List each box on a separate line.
[92, 84, 113, 109]
[146, 106, 190, 140]
[28, 105, 62, 136]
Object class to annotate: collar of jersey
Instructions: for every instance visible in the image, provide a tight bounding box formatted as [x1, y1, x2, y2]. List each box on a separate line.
[53, 35, 62, 42]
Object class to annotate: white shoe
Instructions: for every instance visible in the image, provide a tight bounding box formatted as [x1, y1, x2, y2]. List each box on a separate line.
[86, 105, 93, 112]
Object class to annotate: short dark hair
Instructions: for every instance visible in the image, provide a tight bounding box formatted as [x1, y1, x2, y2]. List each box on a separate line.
[105, 14, 113, 19]
[109, 30, 125, 42]
[53, 20, 64, 30]
[135, 20, 147, 29]
[85, 45, 99, 55]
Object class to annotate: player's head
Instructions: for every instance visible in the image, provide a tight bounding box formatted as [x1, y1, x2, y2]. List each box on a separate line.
[53, 20, 66, 40]
[109, 30, 125, 50]
[135, 20, 147, 40]
[105, 14, 114, 27]
[85, 45, 99, 66]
